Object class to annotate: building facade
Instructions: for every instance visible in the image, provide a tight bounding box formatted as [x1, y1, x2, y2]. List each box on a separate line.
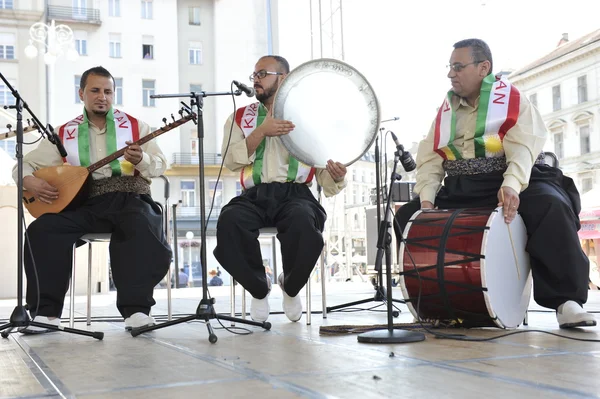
[509, 30, 600, 195]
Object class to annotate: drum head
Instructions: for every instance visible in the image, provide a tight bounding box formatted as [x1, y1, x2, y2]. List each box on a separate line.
[481, 208, 532, 329]
[273, 58, 380, 168]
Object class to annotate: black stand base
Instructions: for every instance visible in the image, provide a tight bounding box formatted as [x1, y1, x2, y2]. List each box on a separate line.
[326, 286, 402, 317]
[357, 328, 425, 344]
[130, 298, 270, 343]
[0, 305, 104, 340]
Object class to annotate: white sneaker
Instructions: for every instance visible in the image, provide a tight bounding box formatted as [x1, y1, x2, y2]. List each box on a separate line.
[556, 301, 597, 329]
[278, 273, 302, 322]
[19, 315, 61, 334]
[124, 312, 156, 331]
[250, 278, 271, 322]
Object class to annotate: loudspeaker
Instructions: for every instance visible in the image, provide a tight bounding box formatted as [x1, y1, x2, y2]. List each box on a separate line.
[391, 181, 416, 203]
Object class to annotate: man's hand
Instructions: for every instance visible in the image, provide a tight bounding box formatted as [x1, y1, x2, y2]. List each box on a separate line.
[124, 140, 143, 165]
[255, 109, 295, 137]
[23, 176, 59, 204]
[421, 201, 434, 209]
[326, 160, 347, 182]
[497, 186, 520, 224]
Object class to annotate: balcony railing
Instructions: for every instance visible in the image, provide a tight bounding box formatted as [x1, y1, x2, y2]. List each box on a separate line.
[176, 206, 222, 219]
[172, 152, 222, 166]
[47, 5, 101, 25]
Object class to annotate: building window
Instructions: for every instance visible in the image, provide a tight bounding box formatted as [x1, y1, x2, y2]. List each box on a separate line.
[0, 81, 15, 104]
[580, 125, 591, 155]
[180, 180, 196, 207]
[142, 35, 154, 59]
[235, 182, 242, 196]
[552, 85, 561, 112]
[72, 0, 87, 19]
[109, 33, 121, 58]
[578, 75, 588, 104]
[74, 31, 87, 56]
[553, 132, 564, 159]
[74, 75, 82, 104]
[108, 0, 120, 17]
[141, 0, 153, 19]
[189, 7, 201, 25]
[190, 84, 202, 94]
[0, 33, 15, 60]
[189, 42, 202, 65]
[190, 129, 198, 155]
[353, 214, 359, 229]
[0, 0, 14, 9]
[142, 80, 155, 107]
[209, 180, 223, 206]
[530, 93, 537, 108]
[0, 138, 15, 159]
[143, 44, 153, 59]
[114, 78, 123, 105]
[582, 177, 593, 194]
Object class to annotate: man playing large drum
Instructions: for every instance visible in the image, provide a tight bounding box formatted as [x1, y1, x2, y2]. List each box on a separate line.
[394, 38, 596, 329]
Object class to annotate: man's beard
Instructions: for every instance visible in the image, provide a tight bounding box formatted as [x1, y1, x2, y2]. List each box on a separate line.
[92, 109, 109, 116]
[256, 84, 278, 103]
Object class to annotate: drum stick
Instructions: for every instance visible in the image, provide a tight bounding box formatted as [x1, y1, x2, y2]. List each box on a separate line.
[501, 189, 521, 280]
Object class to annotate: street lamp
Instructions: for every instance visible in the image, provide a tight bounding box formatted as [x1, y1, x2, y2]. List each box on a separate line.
[24, 20, 79, 64]
[186, 231, 194, 287]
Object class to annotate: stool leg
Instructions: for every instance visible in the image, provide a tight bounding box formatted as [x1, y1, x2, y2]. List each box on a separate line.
[320, 251, 327, 319]
[241, 288, 246, 319]
[230, 277, 236, 327]
[306, 268, 312, 325]
[70, 244, 77, 328]
[166, 267, 172, 321]
[87, 243, 92, 326]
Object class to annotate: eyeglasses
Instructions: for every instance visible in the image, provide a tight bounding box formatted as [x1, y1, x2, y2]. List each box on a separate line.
[249, 70, 283, 81]
[447, 61, 483, 72]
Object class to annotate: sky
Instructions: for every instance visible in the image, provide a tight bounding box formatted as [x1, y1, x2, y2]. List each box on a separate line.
[277, 0, 600, 150]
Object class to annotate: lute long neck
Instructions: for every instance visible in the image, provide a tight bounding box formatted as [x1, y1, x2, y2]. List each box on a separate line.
[86, 114, 195, 173]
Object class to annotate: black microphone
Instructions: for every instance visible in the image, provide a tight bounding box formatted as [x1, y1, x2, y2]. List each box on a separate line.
[44, 125, 68, 157]
[389, 131, 416, 172]
[233, 80, 255, 97]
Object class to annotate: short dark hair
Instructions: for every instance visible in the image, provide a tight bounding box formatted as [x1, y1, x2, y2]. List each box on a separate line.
[80, 66, 115, 90]
[453, 38, 493, 74]
[260, 55, 290, 74]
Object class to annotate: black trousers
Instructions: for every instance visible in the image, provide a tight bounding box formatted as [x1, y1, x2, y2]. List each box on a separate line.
[24, 192, 172, 319]
[393, 165, 589, 310]
[214, 182, 326, 299]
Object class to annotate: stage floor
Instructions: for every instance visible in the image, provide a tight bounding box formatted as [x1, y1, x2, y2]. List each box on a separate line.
[1, 283, 599, 398]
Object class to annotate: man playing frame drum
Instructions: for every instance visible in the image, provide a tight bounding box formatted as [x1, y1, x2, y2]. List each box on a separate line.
[394, 39, 596, 329]
[214, 55, 347, 323]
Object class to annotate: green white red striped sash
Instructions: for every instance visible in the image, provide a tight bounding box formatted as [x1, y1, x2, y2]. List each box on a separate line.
[235, 102, 315, 190]
[433, 74, 520, 160]
[58, 108, 140, 176]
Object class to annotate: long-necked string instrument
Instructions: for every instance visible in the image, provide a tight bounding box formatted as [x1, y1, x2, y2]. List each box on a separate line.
[501, 188, 522, 280]
[1, 122, 42, 140]
[23, 107, 196, 218]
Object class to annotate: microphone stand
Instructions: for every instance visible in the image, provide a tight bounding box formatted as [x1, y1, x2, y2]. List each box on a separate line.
[357, 143, 425, 343]
[326, 129, 403, 315]
[0, 72, 103, 340]
[131, 89, 271, 342]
